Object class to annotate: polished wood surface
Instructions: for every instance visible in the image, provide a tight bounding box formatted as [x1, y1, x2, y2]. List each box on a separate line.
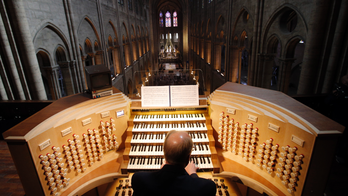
[217, 82, 345, 134]
[2, 83, 345, 196]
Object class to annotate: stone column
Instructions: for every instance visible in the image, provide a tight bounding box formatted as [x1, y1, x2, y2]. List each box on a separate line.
[214, 43, 222, 70]
[132, 41, 138, 61]
[230, 46, 240, 83]
[322, 0, 348, 93]
[0, 73, 8, 100]
[278, 58, 295, 94]
[59, 62, 74, 95]
[69, 60, 78, 94]
[200, 39, 204, 59]
[0, 9, 25, 100]
[80, 57, 88, 89]
[7, 0, 46, 100]
[298, 0, 334, 94]
[52, 66, 62, 99]
[259, 54, 276, 88]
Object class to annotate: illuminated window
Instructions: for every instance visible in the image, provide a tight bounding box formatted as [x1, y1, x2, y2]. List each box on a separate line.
[208, 0, 213, 3]
[165, 11, 171, 27]
[176, 33, 179, 39]
[173, 11, 178, 27]
[159, 12, 163, 27]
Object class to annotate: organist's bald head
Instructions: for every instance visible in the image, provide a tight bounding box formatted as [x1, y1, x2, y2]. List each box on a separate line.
[163, 130, 193, 167]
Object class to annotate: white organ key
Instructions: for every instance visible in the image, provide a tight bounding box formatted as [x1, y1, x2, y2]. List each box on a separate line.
[132, 122, 208, 132]
[133, 113, 206, 122]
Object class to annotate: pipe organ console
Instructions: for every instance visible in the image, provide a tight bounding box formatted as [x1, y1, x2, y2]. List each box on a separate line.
[121, 108, 220, 174]
[3, 83, 344, 196]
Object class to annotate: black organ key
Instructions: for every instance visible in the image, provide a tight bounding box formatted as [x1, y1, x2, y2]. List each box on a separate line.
[202, 157, 206, 164]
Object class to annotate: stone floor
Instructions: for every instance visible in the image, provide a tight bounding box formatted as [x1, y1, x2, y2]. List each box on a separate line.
[0, 140, 347, 196]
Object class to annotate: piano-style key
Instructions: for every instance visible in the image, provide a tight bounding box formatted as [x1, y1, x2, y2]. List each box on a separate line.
[129, 144, 211, 156]
[132, 122, 207, 132]
[127, 157, 165, 170]
[131, 132, 209, 143]
[133, 113, 205, 122]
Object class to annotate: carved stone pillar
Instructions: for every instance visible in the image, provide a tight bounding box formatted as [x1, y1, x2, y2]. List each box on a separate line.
[132, 41, 138, 61]
[259, 54, 276, 89]
[112, 48, 120, 75]
[0, 74, 8, 100]
[196, 37, 200, 56]
[7, 0, 46, 100]
[205, 40, 212, 64]
[58, 61, 75, 96]
[278, 58, 295, 94]
[80, 56, 88, 89]
[0, 9, 25, 100]
[229, 46, 240, 83]
[43, 66, 61, 100]
[298, 0, 334, 94]
[214, 43, 222, 70]
[124, 43, 132, 66]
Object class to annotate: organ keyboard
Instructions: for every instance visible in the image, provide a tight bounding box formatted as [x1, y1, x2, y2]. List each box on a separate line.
[131, 122, 207, 132]
[3, 83, 344, 196]
[133, 113, 206, 121]
[122, 107, 220, 174]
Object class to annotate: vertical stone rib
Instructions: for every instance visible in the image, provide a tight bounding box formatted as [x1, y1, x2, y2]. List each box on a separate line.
[0, 55, 11, 100]
[0, 73, 8, 100]
[7, 0, 46, 100]
[249, 0, 261, 86]
[0, 6, 25, 100]
[322, 0, 348, 93]
[297, 0, 333, 95]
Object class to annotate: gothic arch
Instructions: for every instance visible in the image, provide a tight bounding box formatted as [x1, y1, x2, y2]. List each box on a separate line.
[33, 22, 71, 61]
[36, 49, 53, 67]
[261, 4, 308, 54]
[54, 45, 67, 63]
[215, 15, 225, 37]
[266, 34, 282, 54]
[109, 21, 119, 43]
[231, 7, 253, 39]
[77, 16, 101, 44]
[284, 36, 304, 58]
[122, 22, 130, 43]
[108, 35, 113, 48]
[84, 38, 93, 55]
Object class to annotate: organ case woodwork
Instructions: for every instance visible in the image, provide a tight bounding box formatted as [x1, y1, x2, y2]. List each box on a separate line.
[3, 83, 344, 196]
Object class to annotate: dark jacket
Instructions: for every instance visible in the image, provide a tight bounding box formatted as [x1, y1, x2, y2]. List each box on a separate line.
[131, 164, 216, 196]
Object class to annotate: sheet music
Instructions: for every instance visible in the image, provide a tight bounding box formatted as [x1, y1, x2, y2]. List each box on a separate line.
[141, 86, 170, 107]
[170, 85, 199, 107]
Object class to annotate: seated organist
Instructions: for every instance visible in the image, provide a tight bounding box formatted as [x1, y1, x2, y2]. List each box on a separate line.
[131, 130, 216, 196]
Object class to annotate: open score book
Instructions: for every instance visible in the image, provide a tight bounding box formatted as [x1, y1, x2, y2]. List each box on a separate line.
[141, 85, 199, 107]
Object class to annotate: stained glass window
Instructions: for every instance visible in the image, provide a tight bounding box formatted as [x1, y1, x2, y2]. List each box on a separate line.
[159, 12, 163, 27]
[173, 11, 178, 27]
[202, 0, 204, 8]
[165, 11, 171, 27]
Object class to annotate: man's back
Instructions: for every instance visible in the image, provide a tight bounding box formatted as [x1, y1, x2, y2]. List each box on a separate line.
[132, 164, 216, 196]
